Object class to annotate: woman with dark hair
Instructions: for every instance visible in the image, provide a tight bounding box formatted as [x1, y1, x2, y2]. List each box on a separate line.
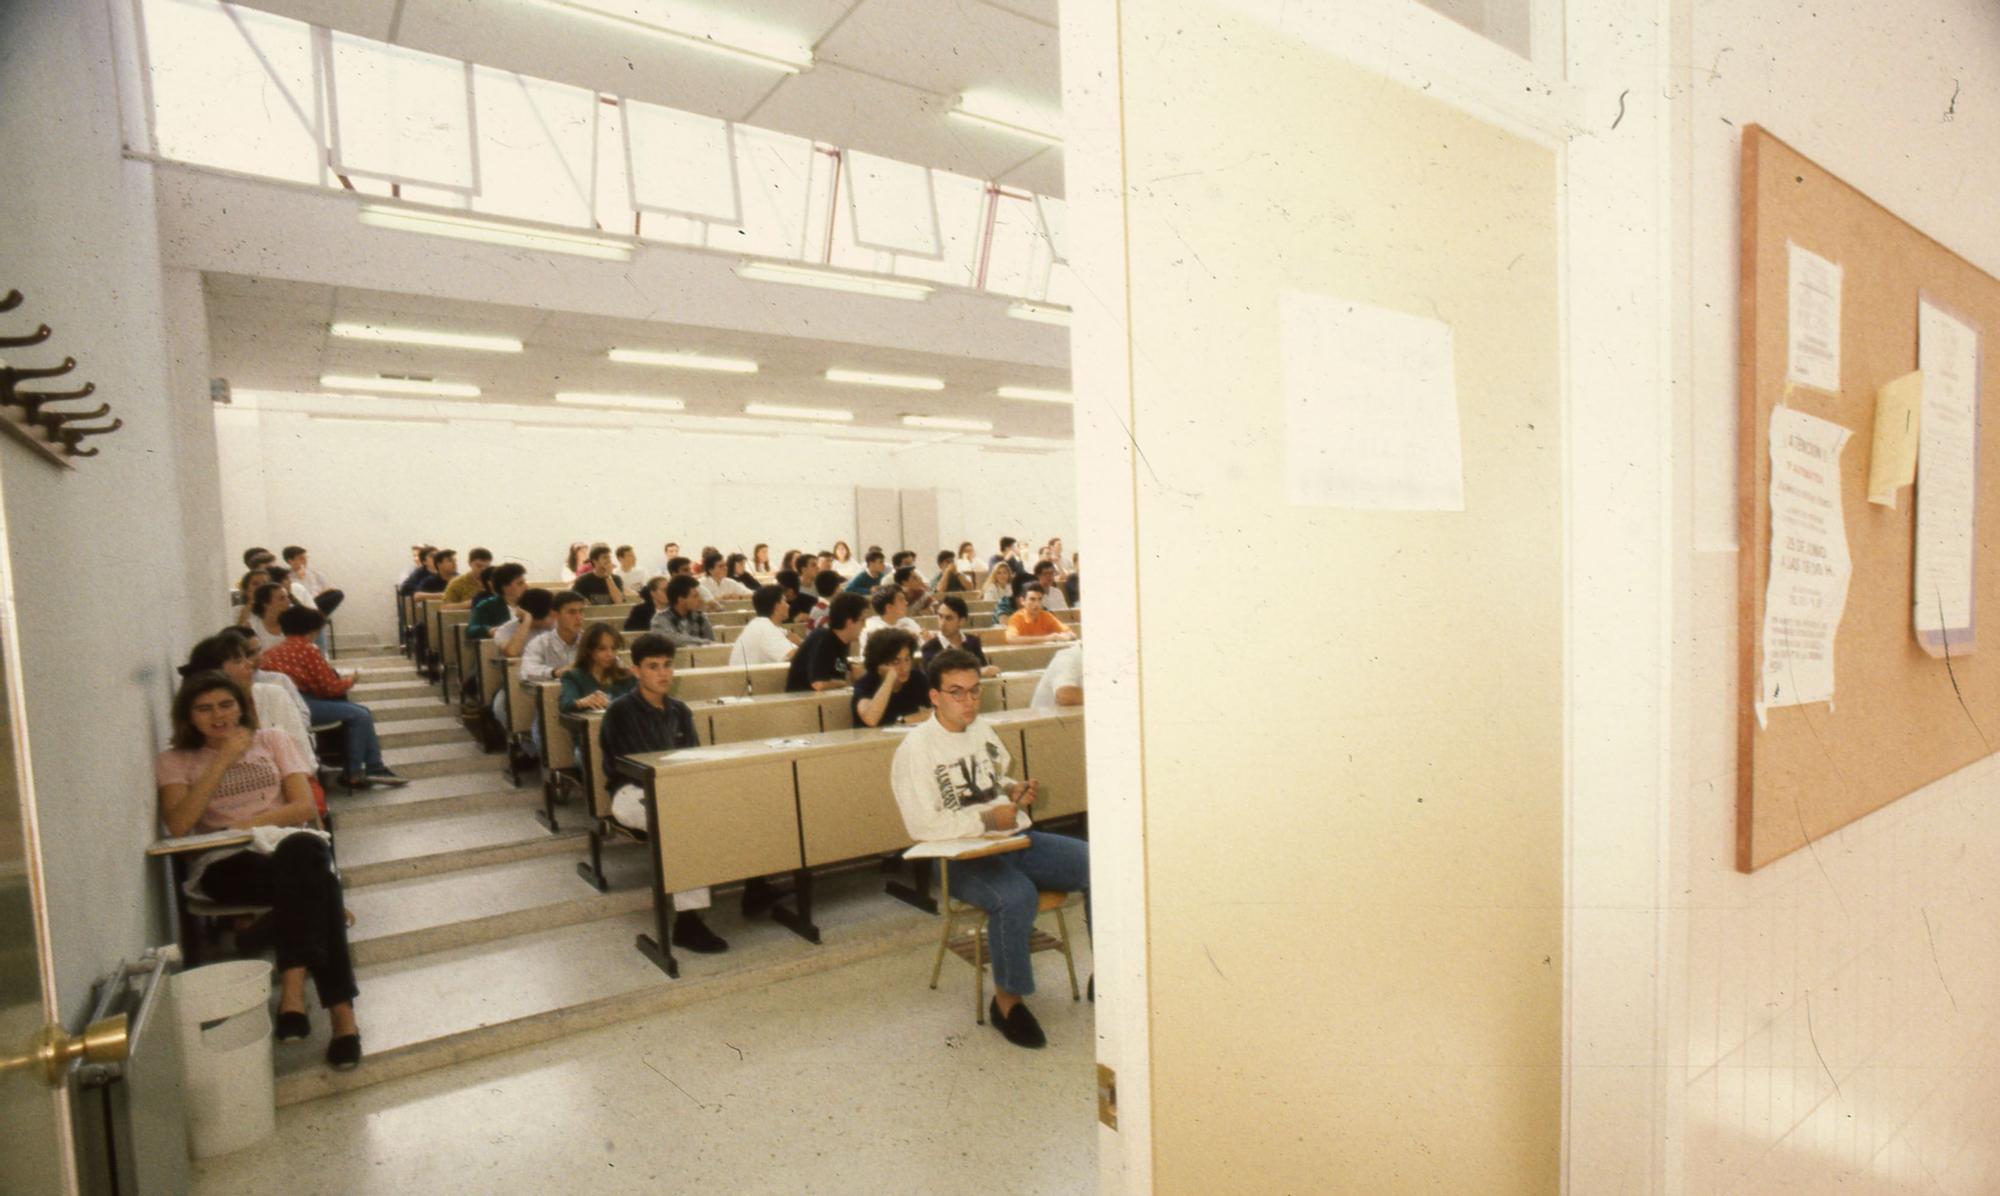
[183, 632, 319, 778]
[559, 624, 635, 715]
[831, 540, 853, 570]
[850, 627, 932, 729]
[564, 541, 589, 577]
[751, 544, 772, 575]
[156, 673, 363, 1070]
[625, 575, 669, 632]
[250, 582, 292, 651]
[234, 568, 270, 629]
[726, 552, 756, 589]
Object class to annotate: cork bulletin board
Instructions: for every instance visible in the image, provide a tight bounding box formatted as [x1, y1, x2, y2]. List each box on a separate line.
[1738, 126, 2000, 871]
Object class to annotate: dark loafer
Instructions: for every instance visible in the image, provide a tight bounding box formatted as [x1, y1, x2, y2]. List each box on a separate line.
[990, 998, 1046, 1049]
[275, 1011, 310, 1042]
[671, 913, 729, 954]
[326, 1033, 362, 1071]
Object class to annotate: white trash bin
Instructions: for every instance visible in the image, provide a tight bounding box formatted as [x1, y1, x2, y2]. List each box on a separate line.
[174, 960, 276, 1159]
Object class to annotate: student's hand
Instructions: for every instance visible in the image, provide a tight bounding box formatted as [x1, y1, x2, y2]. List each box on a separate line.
[981, 665, 1000, 678]
[1059, 631, 1077, 642]
[983, 803, 1019, 832]
[877, 662, 900, 684]
[218, 726, 255, 763]
[1016, 779, 1039, 808]
[583, 692, 609, 710]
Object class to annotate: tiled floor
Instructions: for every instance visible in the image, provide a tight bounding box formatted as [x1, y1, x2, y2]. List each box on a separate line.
[194, 940, 1100, 1195]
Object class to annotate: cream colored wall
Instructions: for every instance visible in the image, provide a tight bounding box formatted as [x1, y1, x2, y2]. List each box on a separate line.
[1111, 2, 1563, 1188]
[1677, 0, 2000, 1189]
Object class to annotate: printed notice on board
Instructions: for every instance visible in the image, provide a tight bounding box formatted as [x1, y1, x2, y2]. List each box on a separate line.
[1913, 298, 1980, 655]
[1786, 242, 1843, 393]
[1277, 291, 1465, 511]
[1757, 407, 1854, 727]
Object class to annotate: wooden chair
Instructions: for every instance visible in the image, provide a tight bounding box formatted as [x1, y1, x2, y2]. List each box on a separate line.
[922, 843, 1080, 1024]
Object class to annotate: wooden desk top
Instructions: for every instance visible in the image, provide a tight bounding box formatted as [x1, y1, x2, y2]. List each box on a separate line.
[619, 706, 1078, 775]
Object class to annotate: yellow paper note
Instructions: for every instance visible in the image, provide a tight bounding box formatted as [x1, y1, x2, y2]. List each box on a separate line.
[1867, 370, 1922, 507]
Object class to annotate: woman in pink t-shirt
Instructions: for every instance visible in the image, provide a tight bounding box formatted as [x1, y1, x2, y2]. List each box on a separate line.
[156, 673, 363, 1071]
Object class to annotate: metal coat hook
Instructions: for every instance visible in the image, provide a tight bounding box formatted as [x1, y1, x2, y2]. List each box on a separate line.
[0, 324, 50, 350]
[0, 287, 124, 465]
[52, 418, 121, 456]
[32, 402, 111, 430]
[0, 291, 20, 313]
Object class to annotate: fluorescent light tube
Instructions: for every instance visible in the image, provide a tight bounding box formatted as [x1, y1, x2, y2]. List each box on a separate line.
[320, 374, 480, 398]
[950, 92, 1062, 145]
[555, 392, 687, 411]
[536, 0, 813, 73]
[1006, 302, 1071, 327]
[902, 415, 992, 432]
[735, 261, 932, 301]
[824, 368, 945, 392]
[330, 323, 523, 353]
[997, 385, 1074, 404]
[744, 402, 852, 423]
[358, 204, 633, 261]
[607, 348, 758, 374]
[308, 414, 449, 428]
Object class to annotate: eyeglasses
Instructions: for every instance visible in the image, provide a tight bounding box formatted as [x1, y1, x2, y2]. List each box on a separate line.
[938, 686, 981, 700]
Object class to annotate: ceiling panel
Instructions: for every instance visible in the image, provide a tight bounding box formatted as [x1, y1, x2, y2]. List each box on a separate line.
[816, 0, 1059, 111]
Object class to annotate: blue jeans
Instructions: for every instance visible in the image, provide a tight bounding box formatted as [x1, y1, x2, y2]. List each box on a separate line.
[302, 696, 385, 776]
[943, 830, 1090, 998]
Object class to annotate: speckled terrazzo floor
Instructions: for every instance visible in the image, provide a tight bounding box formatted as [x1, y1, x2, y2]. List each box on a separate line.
[192, 938, 1099, 1195]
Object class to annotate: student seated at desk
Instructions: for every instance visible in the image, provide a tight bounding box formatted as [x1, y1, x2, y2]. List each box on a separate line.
[411, 549, 457, 605]
[773, 570, 808, 626]
[442, 548, 491, 607]
[728, 585, 800, 667]
[156, 673, 363, 1070]
[560, 624, 634, 714]
[183, 632, 320, 781]
[933, 550, 971, 595]
[626, 575, 669, 632]
[615, 544, 646, 595]
[574, 546, 627, 606]
[493, 588, 556, 660]
[600, 634, 728, 953]
[248, 583, 292, 652]
[805, 568, 842, 631]
[890, 648, 1090, 1049]
[650, 575, 716, 646]
[1030, 561, 1070, 612]
[894, 565, 934, 617]
[523, 592, 588, 685]
[842, 548, 889, 595]
[921, 596, 999, 678]
[1003, 585, 1076, 645]
[262, 607, 409, 788]
[726, 552, 758, 592]
[696, 552, 754, 609]
[398, 547, 439, 598]
[233, 567, 269, 629]
[1032, 643, 1084, 708]
[851, 628, 932, 728]
[860, 584, 927, 660]
[982, 561, 1018, 624]
[468, 564, 529, 641]
[786, 592, 868, 692]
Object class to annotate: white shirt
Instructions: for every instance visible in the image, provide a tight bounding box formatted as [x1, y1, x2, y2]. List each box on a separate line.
[493, 616, 540, 653]
[858, 615, 925, 661]
[698, 575, 754, 606]
[890, 716, 1030, 842]
[1031, 644, 1083, 709]
[1041, 587, 1070, 612]
[288, 581, 317, 612]
[617, 568, 648, 594]
[727, 617, 796, 667]
[253, 680, 318, 768]
[521, 626, 581, 683]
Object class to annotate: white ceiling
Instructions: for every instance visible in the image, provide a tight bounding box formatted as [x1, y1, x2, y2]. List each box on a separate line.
[232, 0, 1066, 197]
[205, 274, 1077, 440]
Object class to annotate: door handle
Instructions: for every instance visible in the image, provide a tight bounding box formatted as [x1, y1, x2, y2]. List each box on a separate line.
[0, 1014, 128, 1086]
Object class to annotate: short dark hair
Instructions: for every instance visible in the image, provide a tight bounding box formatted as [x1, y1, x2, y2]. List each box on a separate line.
[251, 583, 286, 616]
[666, 556, 692, 576]
[489, 563, 528, 590]
[552, 590, 585, 613]
[775, 569, 801, 593]
[892, 565, 918, 586]
[588, 546, 612, 564]
[870, 585, 904, 616]
[642, 575, 670, 603]
[864, 549, 886, 565]
[615, 544, 633, 557]
[630, 632, 677, 667]
[752, 585, 784, 618]
[927, 648, 984, 691]
[1023, 582, 1047, 596]
[892, 550, 916, 567]
[263, 565, 291, 585]
[433, 549, 457, 567]
[170, 672, 257, 751]
[863, 627, 917, 672]
[828, 592, 869, 631]
[937, 549, 955, 566]
[1034, 561, 1055, 576]
[468, 547, 493, 565]
[277, 606, 326, 636]
[999, 537, 1016, 552]
[938, 595, 969, 619]
[701, 550, 724, 570]
[666, 575, 701, 605]
[814, 570, 842, 598]
[281, 545, 306, 562]
[242, 547, 269, 567]
[517, 588, 556, 620]
[181, 632, 253, 677]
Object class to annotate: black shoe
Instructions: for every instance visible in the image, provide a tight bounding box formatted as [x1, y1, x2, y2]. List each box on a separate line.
[275, 1011, 310, 1042]
[989, 998, 1046, 1049]
[672, 912, 729, 954]
[326, 1033, 362, 1071]
[364, 768, 410, 788]
[739, 877, 789, 917]
[341, 772, 371, 791]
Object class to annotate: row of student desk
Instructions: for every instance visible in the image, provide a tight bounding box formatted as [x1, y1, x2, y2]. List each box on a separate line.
[598, 705, 1087, 978]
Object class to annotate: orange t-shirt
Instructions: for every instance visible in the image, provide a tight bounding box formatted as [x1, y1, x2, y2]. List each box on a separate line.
[1007, 609, 1068, 638]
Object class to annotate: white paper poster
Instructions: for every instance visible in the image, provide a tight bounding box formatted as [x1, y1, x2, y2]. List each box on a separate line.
[1757, 406, 1854, 726]
[1278, 291, 1464, 511]
[1786, 242, 1844, 393]
[1913, 298, 1981, 654]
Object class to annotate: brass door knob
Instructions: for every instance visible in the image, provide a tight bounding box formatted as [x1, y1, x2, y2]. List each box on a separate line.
[0, 1014, 129, 1086]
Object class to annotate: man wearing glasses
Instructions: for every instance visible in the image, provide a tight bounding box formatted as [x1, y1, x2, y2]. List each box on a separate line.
[890, 648, 1090, 1049]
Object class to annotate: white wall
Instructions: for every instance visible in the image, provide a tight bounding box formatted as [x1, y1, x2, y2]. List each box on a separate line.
[0, 0, 218, 1020]
[215, 399, 1075, 644]
[1677, 0, 2000, 1189]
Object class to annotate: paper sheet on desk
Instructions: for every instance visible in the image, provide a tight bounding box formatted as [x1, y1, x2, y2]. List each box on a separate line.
[764, 737, 813, 747]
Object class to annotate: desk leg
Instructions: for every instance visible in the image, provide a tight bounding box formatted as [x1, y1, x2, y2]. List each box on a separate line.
[576, 825, 610, 892]
[632, 788, 679, 979]
[768, 867, 821, 944]
[535, 776, 560, 833]
[885, 857, 937, 914]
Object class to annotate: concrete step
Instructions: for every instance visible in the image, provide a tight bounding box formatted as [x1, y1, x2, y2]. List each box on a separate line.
[379, 740, 499, 780]
[273, 865, 960, 1106]
[359, 696, 455, 724]
[378, 717, 474, 750]
[351, 678, 433, 701]
[329, 771, 539, 829]
[336, 804, 582, 887]
[345, 849, 653, 966]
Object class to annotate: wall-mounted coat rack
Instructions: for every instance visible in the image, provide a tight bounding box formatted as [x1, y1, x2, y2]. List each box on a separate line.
[0, 289, 125, 467]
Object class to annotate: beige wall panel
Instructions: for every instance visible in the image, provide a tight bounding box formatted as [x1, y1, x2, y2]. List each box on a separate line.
[1118, 2, 1562, 1189]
